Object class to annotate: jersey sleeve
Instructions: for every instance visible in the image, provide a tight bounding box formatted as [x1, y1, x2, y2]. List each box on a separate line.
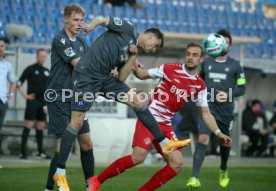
[199, 63, 205, 80]
[7, 62, 16, 83]
[17, 67, 30, 87]
[52, 36, 79, 63]
[148, 64, 165, 79]
[106, 16, 134, 33]
[196, 88, 208, 107]
[235, 62, 246, 86]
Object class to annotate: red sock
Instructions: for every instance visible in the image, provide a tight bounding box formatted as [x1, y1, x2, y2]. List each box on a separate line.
[97, 155, 134, 184]
[138, 165, 177, 191]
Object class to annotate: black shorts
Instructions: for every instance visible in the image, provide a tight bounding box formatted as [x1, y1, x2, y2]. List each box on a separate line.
[198, 117, 232, 136]
[71, 71, 130, 112]
[47, 101, 90, 138]
[24, 100, 46, 121]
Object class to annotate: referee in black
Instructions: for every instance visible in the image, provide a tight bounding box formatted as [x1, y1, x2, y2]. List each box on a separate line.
[17, 48, 50, 159]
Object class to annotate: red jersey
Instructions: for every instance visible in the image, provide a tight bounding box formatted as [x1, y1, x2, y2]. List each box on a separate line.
[147, 63, 208, 126]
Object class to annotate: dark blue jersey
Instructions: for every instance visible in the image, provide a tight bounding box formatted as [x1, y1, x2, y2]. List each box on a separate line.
[47, 29, 88, 101]
[200, 56, 246, 124]
[75, 17, 138, 79]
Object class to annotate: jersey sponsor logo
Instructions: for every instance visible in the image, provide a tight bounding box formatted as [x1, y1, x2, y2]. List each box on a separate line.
[64, 47, 76, 57]
[44, 71, 49, 76]
[170, 85, 188, 99]
[209, 72, 227, 80]
[60, 38, 65, 45]
[114, 17, 122, 26]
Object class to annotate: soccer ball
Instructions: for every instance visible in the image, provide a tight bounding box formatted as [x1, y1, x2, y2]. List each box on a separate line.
[202, 33, 227, 57]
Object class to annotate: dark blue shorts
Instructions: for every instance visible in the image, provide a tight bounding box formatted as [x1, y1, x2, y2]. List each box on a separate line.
[71, 71, 130, 112]
[47, 101, 90, 138]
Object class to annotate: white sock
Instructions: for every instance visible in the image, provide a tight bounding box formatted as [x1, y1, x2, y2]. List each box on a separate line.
[45, 189, 53, 191]
[159, 138, 170, 147]
[56, 168, 66, 175]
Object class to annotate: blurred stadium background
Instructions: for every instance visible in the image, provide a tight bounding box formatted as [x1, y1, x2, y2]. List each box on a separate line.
[0, 0, 276, 172]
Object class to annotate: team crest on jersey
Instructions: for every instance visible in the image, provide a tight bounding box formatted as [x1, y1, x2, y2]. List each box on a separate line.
[44, 71, 49, 76]
[35, 70, 39, 75]
[80, 46, 84, 52]
[114, 17, 122, 26]
[64, 47, 76, 57]
[208, 65, 212, 70]
[144, 137, 151, 145]
[225, 67, 230, 72]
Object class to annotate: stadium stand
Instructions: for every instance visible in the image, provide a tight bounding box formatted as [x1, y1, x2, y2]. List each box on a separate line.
[0, 0, 275, 58]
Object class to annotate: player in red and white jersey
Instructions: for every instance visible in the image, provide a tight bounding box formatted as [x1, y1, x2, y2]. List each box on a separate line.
[89, 43, 232, 191]
[147, 62, 207, 127]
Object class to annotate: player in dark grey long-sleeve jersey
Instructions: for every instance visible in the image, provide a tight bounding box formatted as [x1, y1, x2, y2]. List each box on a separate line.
[186, 29, 246, 189]
[54, 16, 191, 191]
[44, 4, 94, 191]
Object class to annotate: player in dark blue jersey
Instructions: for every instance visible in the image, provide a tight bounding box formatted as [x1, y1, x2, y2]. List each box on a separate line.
[44, 4, 94, 191]
[55, 16, 190, 191]
[186, 29, 246, 189]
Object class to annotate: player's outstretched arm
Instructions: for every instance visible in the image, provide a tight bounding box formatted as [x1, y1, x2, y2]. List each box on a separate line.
[197, 106, 232, 147]
[132, 59, 151, 80]
[82, 16, 110, 35]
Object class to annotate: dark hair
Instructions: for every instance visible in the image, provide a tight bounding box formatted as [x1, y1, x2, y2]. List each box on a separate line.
[217, 28, 232, 46]
[0, 37, 9, 44]
[144, 28, 164, 48]
[36, 48, 46, 55]
[251, 99, 261, 107]
[186, 42, 204, 56]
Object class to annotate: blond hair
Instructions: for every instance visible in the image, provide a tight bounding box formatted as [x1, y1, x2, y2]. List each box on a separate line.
[64, 4, 85, 17]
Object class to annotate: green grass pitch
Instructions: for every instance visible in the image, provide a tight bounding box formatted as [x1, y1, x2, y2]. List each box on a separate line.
[1, 165, 276, 191]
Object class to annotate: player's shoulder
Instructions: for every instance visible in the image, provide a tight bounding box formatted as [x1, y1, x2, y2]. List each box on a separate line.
[52, 31, 70, 45]
[76, 36, 86, 44]
[227, 56, 240, 64]
[163, 63, 182, 69]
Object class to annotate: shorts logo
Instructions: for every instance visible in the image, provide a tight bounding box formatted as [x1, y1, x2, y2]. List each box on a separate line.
[144, 137, 151, 145]
[64, 47, 76, 57]
[78, 100, 84, 106]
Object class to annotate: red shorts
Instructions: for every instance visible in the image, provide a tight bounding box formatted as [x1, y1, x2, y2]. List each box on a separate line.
[132, 120, 178, 154]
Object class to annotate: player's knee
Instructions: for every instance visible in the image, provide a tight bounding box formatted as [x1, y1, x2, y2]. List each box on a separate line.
[79, 137, 93, 150]
[131, 150, 148, 165]
[71, 117, 84, 130]
[169, 153, 184, 173]
[198, 134, 210, 145]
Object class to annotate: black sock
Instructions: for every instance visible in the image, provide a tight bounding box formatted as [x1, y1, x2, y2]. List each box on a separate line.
[81, 149, 94, 181]
[135, 108, 165, 142]
[45, 152, 59, 190]
[192, 143, 208, 178]
[36, 129, 43, 154]
[21, 127, 30, 155]
[57, 127, 78, 169]
[220, 146, 231, 171]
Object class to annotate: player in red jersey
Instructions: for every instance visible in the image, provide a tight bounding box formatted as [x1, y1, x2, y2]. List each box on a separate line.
[88, 42, 232, 191]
